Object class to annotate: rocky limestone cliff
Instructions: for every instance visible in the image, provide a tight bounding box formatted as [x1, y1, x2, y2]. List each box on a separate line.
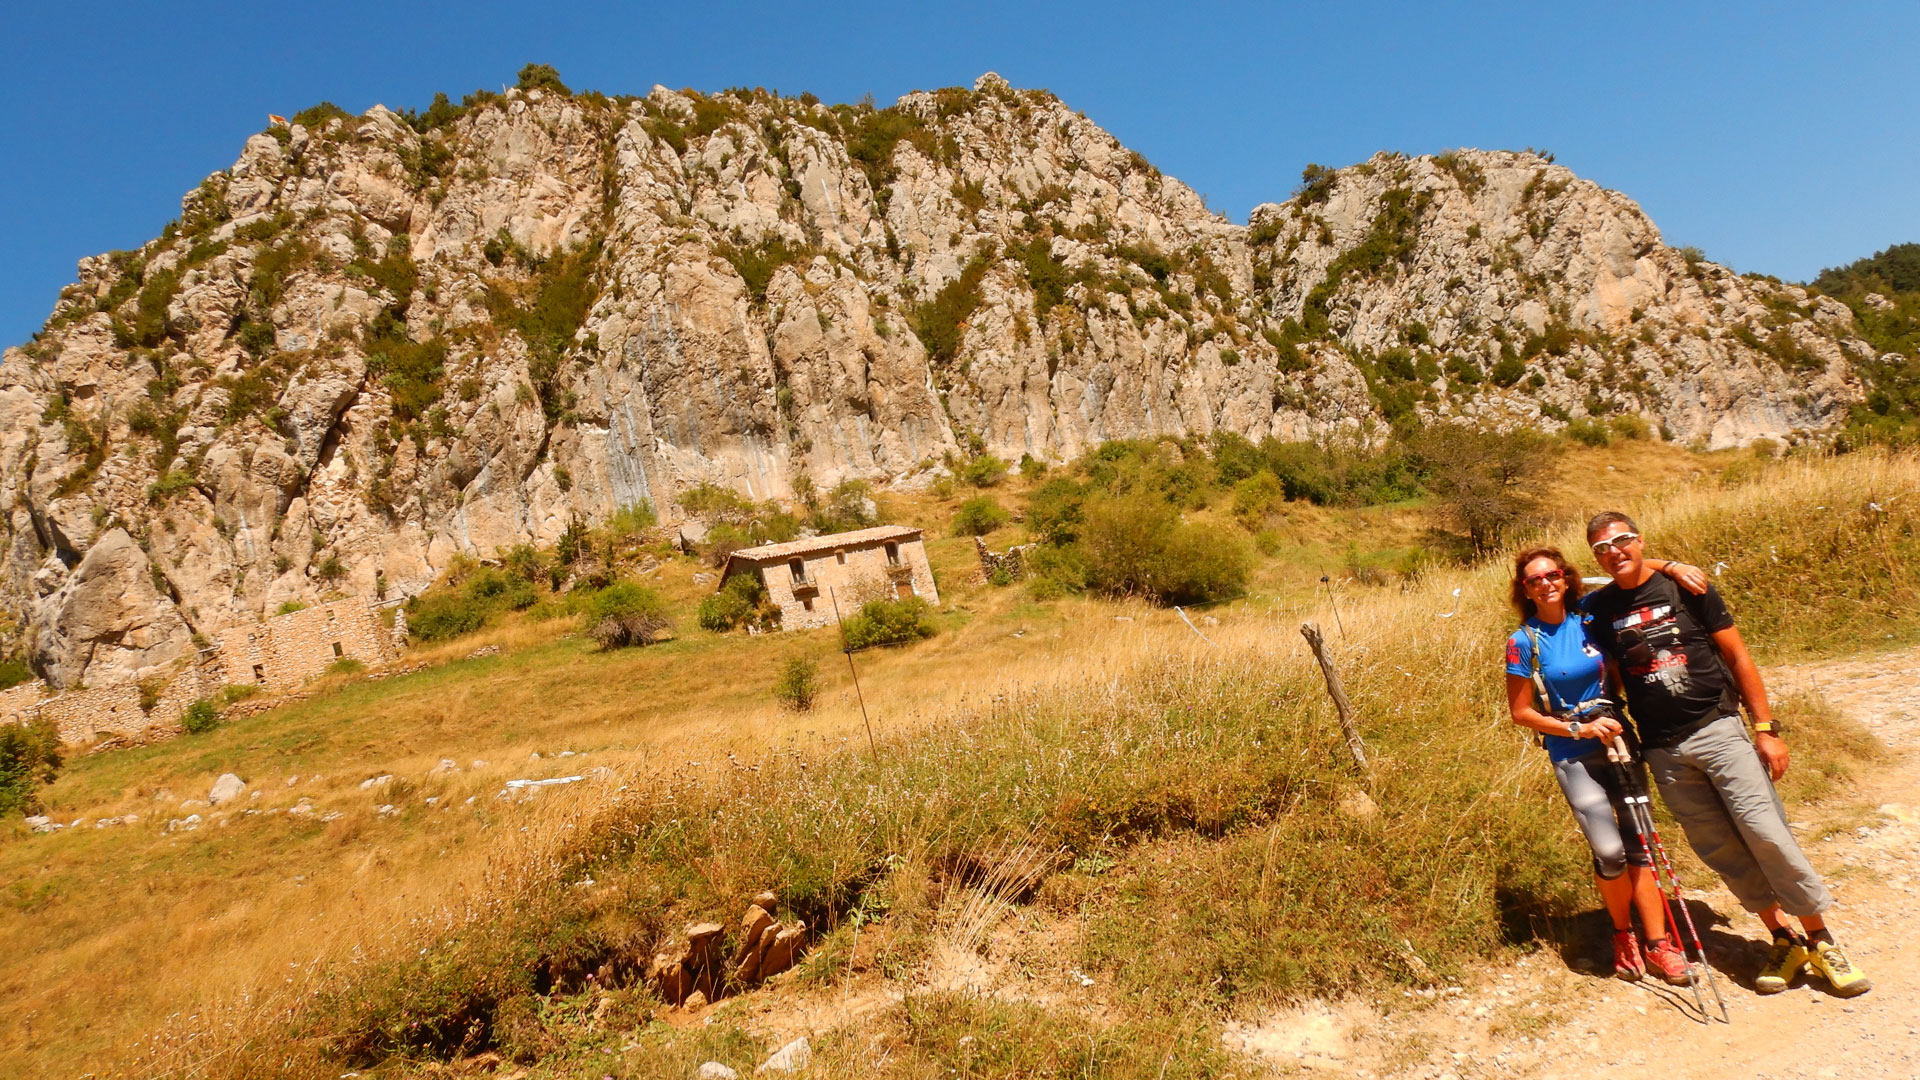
[0, 73, 1873, 687]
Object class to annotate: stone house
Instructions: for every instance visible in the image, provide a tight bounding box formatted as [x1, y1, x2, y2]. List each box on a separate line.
[718, 525, 939, 631]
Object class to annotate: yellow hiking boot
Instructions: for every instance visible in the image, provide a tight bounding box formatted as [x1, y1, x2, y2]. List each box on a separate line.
[1807, 940, 1873, 998]
[1754, 933, 1807, 995]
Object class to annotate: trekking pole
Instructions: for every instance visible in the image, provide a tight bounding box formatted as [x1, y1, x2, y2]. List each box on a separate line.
[1608, 736, 1731, 1024]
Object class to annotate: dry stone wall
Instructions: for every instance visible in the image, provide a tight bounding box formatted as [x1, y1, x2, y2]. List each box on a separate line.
[0, 597, 402, 746]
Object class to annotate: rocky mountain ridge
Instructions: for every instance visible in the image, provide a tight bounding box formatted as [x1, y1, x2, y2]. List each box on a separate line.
[0, 72, 1877, 688]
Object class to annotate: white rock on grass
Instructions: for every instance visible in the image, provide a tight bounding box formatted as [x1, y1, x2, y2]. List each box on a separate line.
[697, 1063, 740, 1080]
[359, 774, 393, 791]
[757, 1037, 811, 1074]
[209, 773, 248, 805]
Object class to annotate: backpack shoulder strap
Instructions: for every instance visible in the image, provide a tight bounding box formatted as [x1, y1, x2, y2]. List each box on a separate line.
[1667, 575, 1747, 711]
[1520, 624, 1562, 716]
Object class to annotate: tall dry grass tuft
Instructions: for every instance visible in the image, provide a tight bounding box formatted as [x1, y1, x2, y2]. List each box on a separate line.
[103, 450, 1917, 1076]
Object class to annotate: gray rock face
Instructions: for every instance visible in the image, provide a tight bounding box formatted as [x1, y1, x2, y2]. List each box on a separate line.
[31, 529, 195, 688]
[0, 80, 1871, 686]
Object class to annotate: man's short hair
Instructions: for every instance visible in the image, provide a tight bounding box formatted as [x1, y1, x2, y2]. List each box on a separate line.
[1586, 510, 1640, 541]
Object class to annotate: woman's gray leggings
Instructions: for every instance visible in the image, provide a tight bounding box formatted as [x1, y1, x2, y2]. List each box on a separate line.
[1553, 753, 1651, 879]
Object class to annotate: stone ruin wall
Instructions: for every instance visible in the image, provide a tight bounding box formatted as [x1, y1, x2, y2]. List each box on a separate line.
[0, 662, 220, 746]
[209, 599, 402, 693]
[1, 598, 405, 746]
[973, 537, 1037, 582]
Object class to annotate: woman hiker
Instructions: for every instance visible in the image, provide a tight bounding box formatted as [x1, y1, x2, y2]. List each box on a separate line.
[1503, 546, 1706, 983]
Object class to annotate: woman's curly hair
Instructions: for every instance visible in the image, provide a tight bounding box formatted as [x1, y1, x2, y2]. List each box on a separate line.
[1510, 547, 1585, 621]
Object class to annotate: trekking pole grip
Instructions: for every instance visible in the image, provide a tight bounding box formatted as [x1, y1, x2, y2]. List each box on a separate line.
[1607, 735, 1632, 765]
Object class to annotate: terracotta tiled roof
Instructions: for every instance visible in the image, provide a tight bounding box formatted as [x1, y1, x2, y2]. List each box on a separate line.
[722, 524, 922, 564]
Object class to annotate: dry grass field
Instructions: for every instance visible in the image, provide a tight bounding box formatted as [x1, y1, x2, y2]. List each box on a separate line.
[3, 442, 1915, 1078]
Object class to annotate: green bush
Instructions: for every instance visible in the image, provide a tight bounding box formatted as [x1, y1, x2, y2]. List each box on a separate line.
[1610, 415, 1651, 441]
[717, 238, 816, 305]
[840, 597, 937, 651]
[407, 568, 539, 642]
[772, 657, 820, 711]
[181, 699, 220, 736]
[950, 497, 1010, 537]
[326, 656, 366, 676]
[677, 482, 758, 521]
[958, 454, 1008, 487]
[1294, 163, 1337, 204]
[1230, 473, 1284, 528]
[291, 101, 354, 129]
[0, 660, 30, 692]
[1489, 354, 1527, 387]
[502, 544, 548, 583]
[585, 583, 670, 649]
[0, 722, 60, 816]
[515, 63, 570, 95]
[606, 501, 658, 538]
[1564, 418, 1611, 447]
[1078, 493, 1250, 606]
[1025, 477, 1088, 545]
[698, 573, 771, 632]
[910, 250, 991, 365]
[808, 479, 879, 534]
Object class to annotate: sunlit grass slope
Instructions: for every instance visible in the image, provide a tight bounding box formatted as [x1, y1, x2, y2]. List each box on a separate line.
[75, 448, 1916, 1079]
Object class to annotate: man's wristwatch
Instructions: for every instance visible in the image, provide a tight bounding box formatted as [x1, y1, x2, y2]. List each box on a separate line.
[1753, 720, 1782, 736]
[1567, 720, 1586, 739]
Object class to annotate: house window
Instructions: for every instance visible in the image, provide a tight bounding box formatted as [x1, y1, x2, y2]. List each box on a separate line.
[252, 664, 265, 682]
[836, 549, 846, 565]
[885, 542, 900, 566]
[802, 597, 814, 611]
[789, 557, 807, 583]
[332, 642, 343, 658]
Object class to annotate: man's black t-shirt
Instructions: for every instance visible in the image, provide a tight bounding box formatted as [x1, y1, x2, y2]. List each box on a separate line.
[1582, 574, 1741, 747]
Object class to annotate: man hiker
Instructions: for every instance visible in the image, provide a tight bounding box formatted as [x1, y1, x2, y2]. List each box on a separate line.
[1581, 511, 1871, 997]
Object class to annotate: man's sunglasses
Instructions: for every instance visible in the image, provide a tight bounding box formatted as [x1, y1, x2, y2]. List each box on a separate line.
[1523, 569, 1567, 588]
[1590, 532, 1640, 556]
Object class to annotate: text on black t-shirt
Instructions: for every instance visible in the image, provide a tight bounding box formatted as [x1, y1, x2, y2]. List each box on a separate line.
[1581, 575, 1740, 747]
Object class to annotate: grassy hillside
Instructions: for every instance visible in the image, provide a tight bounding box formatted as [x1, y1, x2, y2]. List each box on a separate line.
[4, 444, 1915, 1078]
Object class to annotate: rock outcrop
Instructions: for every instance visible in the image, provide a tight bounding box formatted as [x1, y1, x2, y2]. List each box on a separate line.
[0, 74, 1874, 686]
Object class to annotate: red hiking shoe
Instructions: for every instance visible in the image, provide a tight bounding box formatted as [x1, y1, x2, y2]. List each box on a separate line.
[1613, 929, 1645, 981]
[1642, 936, 1693, 986]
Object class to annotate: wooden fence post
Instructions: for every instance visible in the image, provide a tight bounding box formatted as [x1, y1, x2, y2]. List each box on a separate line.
[1301, 621, 1369, 773]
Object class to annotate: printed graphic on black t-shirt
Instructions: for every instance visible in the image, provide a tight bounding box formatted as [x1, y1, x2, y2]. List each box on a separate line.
[1582, 575, 1740, 747]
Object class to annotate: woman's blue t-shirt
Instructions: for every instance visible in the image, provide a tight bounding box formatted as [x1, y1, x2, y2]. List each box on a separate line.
[1505, 614, 1609, 762]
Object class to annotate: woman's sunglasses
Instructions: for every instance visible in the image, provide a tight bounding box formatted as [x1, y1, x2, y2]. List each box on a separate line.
[1590, 532, 1640, 556]
[1523, 569, 1567, 588]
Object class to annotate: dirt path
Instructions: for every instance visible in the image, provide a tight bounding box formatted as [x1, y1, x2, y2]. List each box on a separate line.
[1232, 646, 1920, 1080]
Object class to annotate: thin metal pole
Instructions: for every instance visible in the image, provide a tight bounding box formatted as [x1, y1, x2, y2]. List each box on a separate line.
[1321, 573, 1346, 638]
[828, 587, 878, 756]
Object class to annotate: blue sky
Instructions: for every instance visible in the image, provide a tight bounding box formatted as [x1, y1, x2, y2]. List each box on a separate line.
[3, 1, 1916, 347]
